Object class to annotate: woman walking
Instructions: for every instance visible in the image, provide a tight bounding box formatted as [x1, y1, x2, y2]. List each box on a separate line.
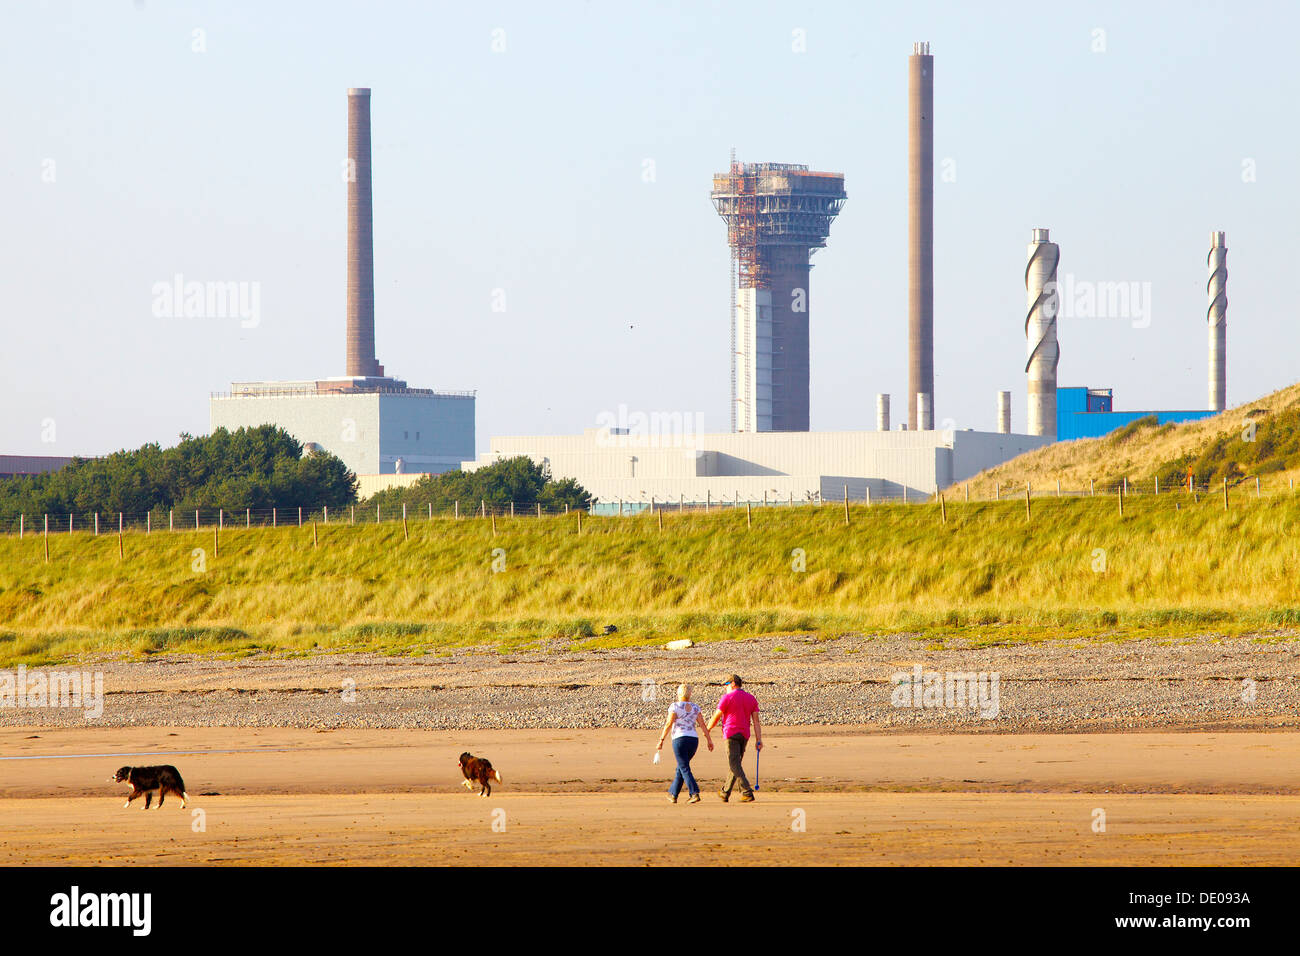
[656, 683, 714, 803]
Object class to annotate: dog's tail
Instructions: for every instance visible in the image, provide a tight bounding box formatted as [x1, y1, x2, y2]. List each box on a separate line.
[493, 770, 503, 784]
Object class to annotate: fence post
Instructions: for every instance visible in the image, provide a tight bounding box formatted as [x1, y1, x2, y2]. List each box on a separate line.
[940, 492, 947, 524]
[1026, 484, 1031, 522]
[298, 507, 303, 527]
[903, 486, 908, 505]
[219, 508, 224, 531]
[18, 514, 22, 539]
[118, 526, 124, 561]
[1090, 478, 1094, 496]
[865, 486, 871, 506]
[706, 491, 710, 512]
[195, 509, 200, 530]
[481, 499, 486, 518]
[491, 513, 496, 536]
[351, 505, 355, 525]
[1056, 479, 1060, 497]
[455, 500, 460, 519]
[1256, 476, 1261, 498]
[1123, 477, 1128, 496]
[965, 484, 969, 502]
[402, 503, 409, 540]
[1118, 485, 1124, 517]
[537, 502, 542, 518]
[119, 512, 123, 535]
[246, 508, 250, 528]
[763, 490, 768, 507]
[94, 513, 99, 535]
[680, 494, 684, 512]
[313, 521, 318, 547]
[272, 507, 276, 528]
[995, 482, 1000, 501]
[510, 501, 515, 518]
[324, 506, 328, 524]
[1154, 476, 1159, 496]
[214, 524, 219, 558]
[44, 514, 49, 563]
[843, 484, 849, 526]
[147, 512, 151, 534]
[1223, 476, 1229, 510]
[69, 513, 73, 533]
[428, 502, 432, 521]
[170, 509, 174, 532]
[746, 501, 752, 529]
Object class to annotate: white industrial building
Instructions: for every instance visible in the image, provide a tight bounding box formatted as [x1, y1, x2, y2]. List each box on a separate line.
[463, 427, 1049, 510]
[211, 381, 474, 477]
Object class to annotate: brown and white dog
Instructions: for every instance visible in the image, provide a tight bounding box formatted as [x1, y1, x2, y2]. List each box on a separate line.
[459, 752, 503, 797]
[111, 765, 189, 810]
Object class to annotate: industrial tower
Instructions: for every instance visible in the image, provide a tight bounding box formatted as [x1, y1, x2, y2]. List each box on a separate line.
[712, 159, 846, 432]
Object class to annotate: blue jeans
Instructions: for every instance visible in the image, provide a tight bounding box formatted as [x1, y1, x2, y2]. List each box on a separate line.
[669, 735, 700, 798]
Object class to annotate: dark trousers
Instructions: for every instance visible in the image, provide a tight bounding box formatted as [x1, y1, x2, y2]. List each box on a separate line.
[723, 733, 752, 797]
[669, 735, 700, 798]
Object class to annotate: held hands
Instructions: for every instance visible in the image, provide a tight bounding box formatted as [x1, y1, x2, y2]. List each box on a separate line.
[755, 740, 763, 751]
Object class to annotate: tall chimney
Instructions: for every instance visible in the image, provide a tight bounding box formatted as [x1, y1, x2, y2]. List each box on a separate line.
[1025, 228, 1060, 438]
[997, 390, 1011, 434]
[908, 42, 934, 431]
[1207, 231, 1227, 412]
[876, 393, 890, 432]
[347, 88, 382, 379]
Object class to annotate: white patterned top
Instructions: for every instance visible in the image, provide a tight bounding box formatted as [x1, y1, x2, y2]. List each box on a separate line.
[669, 701, 702, 738]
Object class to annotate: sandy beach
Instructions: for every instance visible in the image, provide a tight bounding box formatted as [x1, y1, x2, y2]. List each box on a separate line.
[2, 726, 1297, 866]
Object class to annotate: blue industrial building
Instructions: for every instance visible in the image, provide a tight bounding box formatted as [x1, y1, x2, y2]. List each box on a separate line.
[1055, 387, 1217, 441]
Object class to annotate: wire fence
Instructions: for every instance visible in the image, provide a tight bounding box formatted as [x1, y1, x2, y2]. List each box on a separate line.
[0, 472, 1295, 538]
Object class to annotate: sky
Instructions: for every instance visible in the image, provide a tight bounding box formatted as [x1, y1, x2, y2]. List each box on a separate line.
[2, 0, 1296, 459]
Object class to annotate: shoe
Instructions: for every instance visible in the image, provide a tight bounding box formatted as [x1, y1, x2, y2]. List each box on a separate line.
[667, 794, 678, 803]
[738, 792, 755, 803]
[687, 794, 701, 804]
[718, 790, 730, 802]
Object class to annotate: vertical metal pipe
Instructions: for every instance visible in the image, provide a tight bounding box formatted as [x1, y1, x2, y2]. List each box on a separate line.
[1025, 228, 1060, 437]
[997, 390, 1011, 434]
[1208, 231, 1227, 412]
[876, 393, 890, 432]
[908, 42, 934, 431]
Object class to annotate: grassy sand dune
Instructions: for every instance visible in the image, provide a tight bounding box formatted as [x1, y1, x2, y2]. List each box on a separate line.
[966, 381, 1300, 496]
[2, 490, 1299, 665]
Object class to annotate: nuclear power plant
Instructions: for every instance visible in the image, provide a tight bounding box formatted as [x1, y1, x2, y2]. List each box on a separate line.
[459, 41, 1235, 507]
[197, 51, 1238, 507]
[210, 89, 475, 481]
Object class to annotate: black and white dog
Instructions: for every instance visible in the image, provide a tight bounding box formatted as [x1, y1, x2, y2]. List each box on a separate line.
[110, 766, 189, 810]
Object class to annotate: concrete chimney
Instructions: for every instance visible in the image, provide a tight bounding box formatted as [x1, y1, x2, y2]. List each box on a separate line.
[1025, 228, 1059, 438]
[346, 88, 382, 379]
[1208, 231, 1227, 412]
[997, 390, 1011, 434]
[916, 392, 932, 431]
[908, 42, 934, 431]
[876, 393, 890, 432]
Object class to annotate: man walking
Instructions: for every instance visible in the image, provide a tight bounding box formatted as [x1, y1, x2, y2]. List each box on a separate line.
[706, 674, 762, 802]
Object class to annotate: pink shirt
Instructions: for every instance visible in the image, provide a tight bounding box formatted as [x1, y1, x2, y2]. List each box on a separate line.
[717, 688, 759, 739]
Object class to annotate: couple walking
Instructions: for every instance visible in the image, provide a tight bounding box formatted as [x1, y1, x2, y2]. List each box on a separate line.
[655, 674, 762, 804]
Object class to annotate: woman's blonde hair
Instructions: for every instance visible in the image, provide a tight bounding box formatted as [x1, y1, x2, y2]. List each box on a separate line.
[677, 683, 692, 702]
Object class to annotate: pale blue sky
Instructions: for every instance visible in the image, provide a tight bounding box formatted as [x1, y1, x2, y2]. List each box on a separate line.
[2, 0, 1295, 458]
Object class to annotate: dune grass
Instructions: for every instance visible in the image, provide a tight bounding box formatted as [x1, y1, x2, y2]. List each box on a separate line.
[966, 381, 1300, 496]
[1, 492, 1298, 665]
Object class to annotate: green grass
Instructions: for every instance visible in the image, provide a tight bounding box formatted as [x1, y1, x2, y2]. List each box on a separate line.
[1, 494, 1298, 665]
